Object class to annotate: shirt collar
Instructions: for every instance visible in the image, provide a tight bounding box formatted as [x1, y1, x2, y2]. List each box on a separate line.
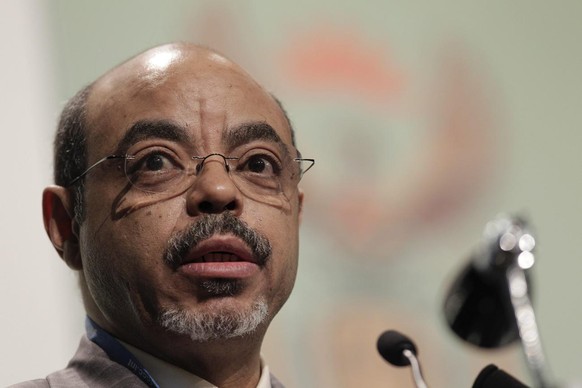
[120, 340, 272, 388]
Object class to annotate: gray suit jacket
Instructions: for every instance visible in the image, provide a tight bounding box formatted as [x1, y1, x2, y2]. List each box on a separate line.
[10, 336, 284, 388]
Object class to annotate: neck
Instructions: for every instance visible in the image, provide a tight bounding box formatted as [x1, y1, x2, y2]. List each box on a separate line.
[89, 313, 267, 387]
[83, 286, 269, 387]
[154, 335, 265, 388]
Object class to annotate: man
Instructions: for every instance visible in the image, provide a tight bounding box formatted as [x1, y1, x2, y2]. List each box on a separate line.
[15, 42, 313, 388]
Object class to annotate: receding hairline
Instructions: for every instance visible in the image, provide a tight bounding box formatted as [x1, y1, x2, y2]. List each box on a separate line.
[91, 42, 239, 92]
[83, 43, 295, 148]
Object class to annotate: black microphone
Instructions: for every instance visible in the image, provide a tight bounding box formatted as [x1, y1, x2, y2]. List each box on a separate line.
[377, 330, 428, 388]
[473, 364, 530, 388]
[377, 330, 418, 366]
[443, 215, 553, 387]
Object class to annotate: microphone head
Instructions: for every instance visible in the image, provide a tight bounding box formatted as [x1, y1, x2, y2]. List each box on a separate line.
[443, 215, 534, 348]
[443, 263, 520, 348]
[472, 364, 529, 388]
[376, 330, 418, 367]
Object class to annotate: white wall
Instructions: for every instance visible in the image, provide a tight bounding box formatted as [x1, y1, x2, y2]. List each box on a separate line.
[0, 1, 83, 386]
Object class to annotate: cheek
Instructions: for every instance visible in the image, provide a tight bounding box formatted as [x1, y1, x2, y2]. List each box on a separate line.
[80, 197, 184, 313]
[83, 190, 183, 255]
[253, 207, 300, 288]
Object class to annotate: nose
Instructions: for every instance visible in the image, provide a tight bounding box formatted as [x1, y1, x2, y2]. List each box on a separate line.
[186, 156, 242, 216]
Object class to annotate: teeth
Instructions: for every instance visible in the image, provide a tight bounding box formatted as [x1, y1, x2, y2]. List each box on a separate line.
[200, 252, 239, 262]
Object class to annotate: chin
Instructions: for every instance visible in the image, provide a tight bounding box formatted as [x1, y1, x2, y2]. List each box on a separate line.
[157, 296, 269, 342]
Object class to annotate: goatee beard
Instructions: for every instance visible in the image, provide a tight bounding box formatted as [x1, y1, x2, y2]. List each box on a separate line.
[160, 213, 271, 341]
[159, 298, 269, 342]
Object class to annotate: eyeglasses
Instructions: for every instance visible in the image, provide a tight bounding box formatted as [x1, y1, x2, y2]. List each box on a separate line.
[68, 142, 314, 206]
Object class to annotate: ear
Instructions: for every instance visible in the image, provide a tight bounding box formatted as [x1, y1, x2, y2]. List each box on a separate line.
[297, 188, 304, 224]
[42, 185, 83, 270]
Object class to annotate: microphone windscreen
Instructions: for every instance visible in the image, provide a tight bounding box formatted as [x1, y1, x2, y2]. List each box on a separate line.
[376, 330, 418, 367]
[472, 364, 529, 388]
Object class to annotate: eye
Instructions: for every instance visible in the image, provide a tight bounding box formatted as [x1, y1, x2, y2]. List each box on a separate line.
[125, 146, 185, 192]
[144, 153, 169, 171]
[131, 151, 176, 173]
[239, 152, 281, 177]
[248, 155, 268, 173]
[125, 146, 183, 176]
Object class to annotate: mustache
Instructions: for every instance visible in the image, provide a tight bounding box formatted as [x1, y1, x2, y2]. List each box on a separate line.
[164, 213, 272, 268]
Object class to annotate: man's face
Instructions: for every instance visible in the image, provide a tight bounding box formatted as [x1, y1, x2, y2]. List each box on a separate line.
[77, 46, 303, 348]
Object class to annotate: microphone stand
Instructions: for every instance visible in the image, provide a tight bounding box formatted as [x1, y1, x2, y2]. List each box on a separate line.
[454, 215, 555, 388]
[506, 264, 552, 387]
[402, 349, 429, 388]
[377, 328, 531, 387]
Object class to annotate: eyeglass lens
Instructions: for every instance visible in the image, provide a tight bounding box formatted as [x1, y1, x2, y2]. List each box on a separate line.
[121, 144, 305, 207]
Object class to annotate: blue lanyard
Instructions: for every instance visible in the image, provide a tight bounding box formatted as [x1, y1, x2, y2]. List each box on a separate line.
[85, 317, 161, 388]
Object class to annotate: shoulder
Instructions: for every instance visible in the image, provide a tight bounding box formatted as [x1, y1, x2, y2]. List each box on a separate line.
[8, 336, 147, 388]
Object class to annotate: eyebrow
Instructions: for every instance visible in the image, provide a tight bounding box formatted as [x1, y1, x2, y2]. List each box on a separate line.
[114, 120, 290, 157]
[224, 122, 288, 153]
[115, 120, 189, 154]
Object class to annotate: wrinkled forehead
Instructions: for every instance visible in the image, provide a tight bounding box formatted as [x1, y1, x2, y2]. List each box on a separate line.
[84, 47, 292, 160]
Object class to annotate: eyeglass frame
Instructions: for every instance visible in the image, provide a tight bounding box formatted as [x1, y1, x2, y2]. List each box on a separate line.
[66, 151, 315, 190]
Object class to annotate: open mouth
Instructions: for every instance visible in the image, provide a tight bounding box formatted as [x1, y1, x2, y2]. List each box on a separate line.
[197, 252, 243, 263]
[177, 236, 261, 279]
[179, 234, 259, 266]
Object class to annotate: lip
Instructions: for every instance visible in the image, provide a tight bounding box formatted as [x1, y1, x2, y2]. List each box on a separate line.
[177, 235, 260, 279]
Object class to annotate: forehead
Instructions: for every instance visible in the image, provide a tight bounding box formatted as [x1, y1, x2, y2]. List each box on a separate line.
[85, 48, 292, 158]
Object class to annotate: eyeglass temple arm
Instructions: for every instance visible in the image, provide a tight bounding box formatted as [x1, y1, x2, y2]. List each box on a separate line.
[66, 155, 126, 187]
[295, 158, 315, 176]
